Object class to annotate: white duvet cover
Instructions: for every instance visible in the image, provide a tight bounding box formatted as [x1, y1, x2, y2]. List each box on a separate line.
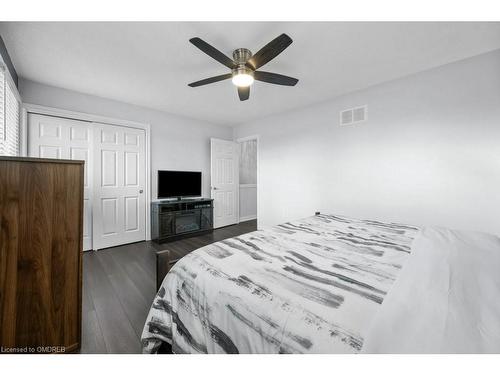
[362, 227, 500, 353]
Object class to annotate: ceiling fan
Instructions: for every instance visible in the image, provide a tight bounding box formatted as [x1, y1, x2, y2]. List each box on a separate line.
[188, 33, 299, 101]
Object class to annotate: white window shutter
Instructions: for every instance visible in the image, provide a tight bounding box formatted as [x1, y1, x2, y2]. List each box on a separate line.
[5, 79, 20, 156]
[0, 67, 4, 154]
[0, 63, 21, 156]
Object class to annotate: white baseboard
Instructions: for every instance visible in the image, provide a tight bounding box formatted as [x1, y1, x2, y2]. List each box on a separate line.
[239, 215, 257, 222]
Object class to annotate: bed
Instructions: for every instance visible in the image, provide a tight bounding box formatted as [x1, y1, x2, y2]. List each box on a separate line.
[141, 214, 500, 354]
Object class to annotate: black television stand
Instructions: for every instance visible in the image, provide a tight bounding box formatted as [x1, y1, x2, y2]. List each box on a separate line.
[151, 198, 213, 243]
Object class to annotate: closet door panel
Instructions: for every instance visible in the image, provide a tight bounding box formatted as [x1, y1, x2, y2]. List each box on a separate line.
[27, 114, 93, 250]
[92, 123, 146, 249]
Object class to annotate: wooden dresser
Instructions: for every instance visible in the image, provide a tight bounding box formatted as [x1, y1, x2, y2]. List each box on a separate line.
[0, 157, 84, 353]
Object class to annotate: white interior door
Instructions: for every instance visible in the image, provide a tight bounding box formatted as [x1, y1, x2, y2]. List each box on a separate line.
[92, 123, 146, 249]
[27, 113, 93, 251]
[211, 138, 239, 228]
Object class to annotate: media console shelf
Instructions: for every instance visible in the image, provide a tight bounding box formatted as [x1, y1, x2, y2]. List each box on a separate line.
[151, 199, 214, 243]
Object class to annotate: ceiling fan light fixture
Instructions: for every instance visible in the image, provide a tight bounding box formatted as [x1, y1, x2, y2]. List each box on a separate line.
[232, 67, 254, 87]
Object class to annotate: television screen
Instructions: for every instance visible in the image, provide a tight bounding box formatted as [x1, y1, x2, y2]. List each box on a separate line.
[157, 170, 202, 199]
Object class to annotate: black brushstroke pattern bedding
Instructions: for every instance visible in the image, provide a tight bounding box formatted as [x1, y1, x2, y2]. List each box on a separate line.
[141, 214, 419, 353]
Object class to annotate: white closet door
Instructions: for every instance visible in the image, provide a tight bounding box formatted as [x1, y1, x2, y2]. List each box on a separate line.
[27, 113, 93, 251]
[211, 138, 239, 228]
[92, 123, 146, 249]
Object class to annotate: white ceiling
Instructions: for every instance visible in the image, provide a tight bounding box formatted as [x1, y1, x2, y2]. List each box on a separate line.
[1, 22, 500, 126]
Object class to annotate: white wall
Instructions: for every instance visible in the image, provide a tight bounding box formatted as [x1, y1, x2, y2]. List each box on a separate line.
[19, 78, 233, 200]
[234, 49, 500, 236]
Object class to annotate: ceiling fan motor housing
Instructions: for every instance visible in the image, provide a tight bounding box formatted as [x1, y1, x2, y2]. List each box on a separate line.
[232, 48, 254, 79]
[232, 48, 252, 64]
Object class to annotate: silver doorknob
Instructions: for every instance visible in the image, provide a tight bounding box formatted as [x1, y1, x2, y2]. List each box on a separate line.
[139, 189, 143, 194]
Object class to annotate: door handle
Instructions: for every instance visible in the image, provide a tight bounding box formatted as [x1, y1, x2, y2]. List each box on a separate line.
[212, 187, 218, 190]
[139, 189, 144, 194]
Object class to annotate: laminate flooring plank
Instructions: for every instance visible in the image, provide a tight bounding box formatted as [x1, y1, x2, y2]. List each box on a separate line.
[83, 253, 140, 353]
[80, 254, 108, 353]
[96, 249, 152, 338]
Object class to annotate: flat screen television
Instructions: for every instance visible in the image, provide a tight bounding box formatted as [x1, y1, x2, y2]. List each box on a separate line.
[157, 170, 202, 199]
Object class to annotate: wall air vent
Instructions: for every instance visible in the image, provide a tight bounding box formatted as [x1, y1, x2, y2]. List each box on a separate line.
[340, 105, 367, 126]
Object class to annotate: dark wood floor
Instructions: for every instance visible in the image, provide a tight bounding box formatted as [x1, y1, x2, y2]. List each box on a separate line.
[80, 220, 257, 353]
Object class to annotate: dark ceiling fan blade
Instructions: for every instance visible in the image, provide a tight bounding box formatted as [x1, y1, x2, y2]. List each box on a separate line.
[189, 37, 236, 69]
[188, 73, 232, 87]
[254, 71, 299, 86]
[246, 34, 293, 70]
[238, 86, 250, 101]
